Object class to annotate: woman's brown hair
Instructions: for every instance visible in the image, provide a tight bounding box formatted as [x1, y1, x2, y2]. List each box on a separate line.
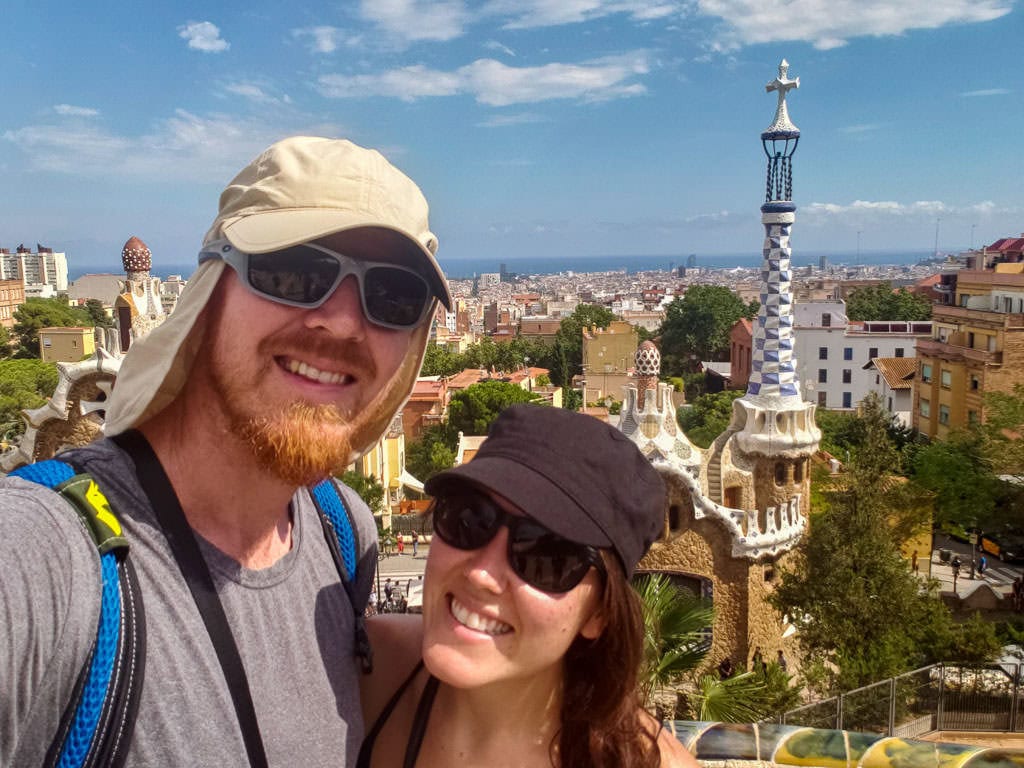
[555, 551, 660, 768]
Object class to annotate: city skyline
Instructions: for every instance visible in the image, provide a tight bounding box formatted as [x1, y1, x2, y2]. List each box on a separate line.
[2, 1, 1020, 271]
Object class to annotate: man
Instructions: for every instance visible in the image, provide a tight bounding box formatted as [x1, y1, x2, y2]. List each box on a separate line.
[1, 137, 451, 766]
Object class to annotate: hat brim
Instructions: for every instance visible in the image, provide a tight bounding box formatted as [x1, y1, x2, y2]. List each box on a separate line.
[426, 456, 613, 552]
[220, 209, 452, 310]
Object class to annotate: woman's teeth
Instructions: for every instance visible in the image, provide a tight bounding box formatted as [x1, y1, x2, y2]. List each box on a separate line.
[451, 597, 512, 636]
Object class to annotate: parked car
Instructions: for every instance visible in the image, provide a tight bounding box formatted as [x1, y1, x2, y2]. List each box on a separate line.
[980, 530, 1024, 563]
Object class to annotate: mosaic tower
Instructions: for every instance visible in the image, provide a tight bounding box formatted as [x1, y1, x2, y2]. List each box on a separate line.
[730, 60, 819, 485]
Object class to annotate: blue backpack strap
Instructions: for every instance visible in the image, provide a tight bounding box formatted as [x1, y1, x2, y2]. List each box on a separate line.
[310, 479, 373, 673]
[12, 459, 145, 768]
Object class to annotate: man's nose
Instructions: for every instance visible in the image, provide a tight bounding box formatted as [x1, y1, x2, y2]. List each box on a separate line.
[303, 275, 368, 336]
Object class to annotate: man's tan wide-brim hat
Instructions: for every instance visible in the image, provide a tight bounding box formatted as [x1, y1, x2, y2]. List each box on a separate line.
[103, 136, 447, 452]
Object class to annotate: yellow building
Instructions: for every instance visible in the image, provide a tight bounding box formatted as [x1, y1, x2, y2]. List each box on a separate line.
[581, 320, 638, 402]
[914, 262, 1024, 440]
[39, 326, 95, 363]
[350, 413, 423, 524]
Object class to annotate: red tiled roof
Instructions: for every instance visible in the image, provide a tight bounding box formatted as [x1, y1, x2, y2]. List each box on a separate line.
[869, 357, 917, 390]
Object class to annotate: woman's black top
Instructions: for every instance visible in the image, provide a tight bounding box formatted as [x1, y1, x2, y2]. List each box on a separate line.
[357, 661, 439, 768]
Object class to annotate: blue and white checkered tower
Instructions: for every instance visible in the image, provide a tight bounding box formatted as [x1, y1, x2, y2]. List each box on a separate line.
[731, 60, 820, 460]
[748, 59, 801, 400]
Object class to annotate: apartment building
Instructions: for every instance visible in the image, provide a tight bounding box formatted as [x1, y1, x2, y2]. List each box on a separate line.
[792, 301, 931, 410]
[914, 243, 1024, 439]
[0, 245, 69, 292]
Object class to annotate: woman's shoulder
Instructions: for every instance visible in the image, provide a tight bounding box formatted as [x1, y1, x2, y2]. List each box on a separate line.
[638, 711, 701, 768]
[656, 726, 701, 768]
[360, 614, 425, 726]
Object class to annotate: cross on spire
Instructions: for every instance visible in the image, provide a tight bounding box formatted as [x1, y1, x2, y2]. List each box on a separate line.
[765, 59, 799, 134]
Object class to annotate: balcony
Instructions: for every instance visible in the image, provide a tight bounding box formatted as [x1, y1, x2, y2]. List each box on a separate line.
[933, 304, 1024, 328]
[917, 337, 1003, 365]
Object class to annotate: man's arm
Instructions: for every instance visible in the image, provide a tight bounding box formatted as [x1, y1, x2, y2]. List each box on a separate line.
[0, 478, 100, 766]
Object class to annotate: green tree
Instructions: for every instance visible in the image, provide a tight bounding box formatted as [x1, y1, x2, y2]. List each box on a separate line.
[561, 387, 582, 412]
[550, 304, 616, 387]
[339, 470, 386, 515]
[0, 359, 60, 442]
[634, 574, 770, 722]
[771, 401, 971, 694]
[911, 429, 1000, 529]
[84, 299, 115, 329]
[845, 282, 932, 321]
[420, 343, 465, 377]
[676, 390, 743, 448]
[658, 286, 757, 375]
[447, 381, 542, 436]
[12, 298, 93, 359]
[405, 423, 458, 484]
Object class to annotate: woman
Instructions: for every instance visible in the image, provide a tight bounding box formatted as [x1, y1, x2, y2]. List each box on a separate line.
[360, 405, 698, 767]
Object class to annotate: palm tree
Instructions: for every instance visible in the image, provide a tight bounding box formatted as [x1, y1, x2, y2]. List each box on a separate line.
[634, 573, 769, 722]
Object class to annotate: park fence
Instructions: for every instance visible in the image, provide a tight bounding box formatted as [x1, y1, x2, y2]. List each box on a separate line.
[774, 662, 1022, 737]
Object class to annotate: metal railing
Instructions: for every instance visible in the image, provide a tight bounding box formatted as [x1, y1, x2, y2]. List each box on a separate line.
[775, 662, 1022, 736]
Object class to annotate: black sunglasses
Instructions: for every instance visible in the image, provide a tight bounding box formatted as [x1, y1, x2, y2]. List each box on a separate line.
[198, 240, 435, 330]
[431, 490, 605, 594]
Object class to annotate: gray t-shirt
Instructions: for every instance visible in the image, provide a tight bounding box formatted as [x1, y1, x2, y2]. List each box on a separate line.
[1, 438, 377, 767]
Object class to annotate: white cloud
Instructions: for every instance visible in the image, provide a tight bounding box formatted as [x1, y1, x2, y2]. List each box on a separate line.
[4, 111, 337, 182]
[839, 124, 882, 134]
[318, 53, 648, 106]
[223, 82, 290, 105]
[484, 0, 684, 29]
[178, 21, 230, 53]
[961, 88, 1010, 97]
[801, 199, 1016, 219]
[476, 112, 546, 127]
[696, 0, 1011, 50]
[483, 40, 516, 57]
[53, 104, 99, 117]
[359, 0, 468, 42]
[292, 26, 361, 54]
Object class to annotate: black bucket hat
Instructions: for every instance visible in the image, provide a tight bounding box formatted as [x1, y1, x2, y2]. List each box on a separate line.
[424, 404, 665, 576]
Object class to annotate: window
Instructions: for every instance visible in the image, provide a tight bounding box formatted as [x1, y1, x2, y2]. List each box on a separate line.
[968, 332, 975, 348]
[940, 369, 952, 388]
[71, 339, 78, 348]
[818, 391, 827, 407]
[774, 462, 787, 486]
[818, 347, 828, 360]
[818, 369, 828, 383]
[895, 347, 904, 357]
[920, 398, 931, 417]
[843, 347, 853, 361]
[888, 397, 893, 411]
[921, 364, 932, 383]
[939, 404, 950, 425]
[842, 369, 852, 384]
[970, 375, 980, 391]
[842, 392, 852, 408]
[822, 314, 831, 327]
[869, 347, 878, 359]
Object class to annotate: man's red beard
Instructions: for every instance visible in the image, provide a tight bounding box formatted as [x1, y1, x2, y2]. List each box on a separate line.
[237, 401, 358, 487]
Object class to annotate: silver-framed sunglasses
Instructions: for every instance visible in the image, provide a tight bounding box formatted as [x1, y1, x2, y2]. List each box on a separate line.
[198, 239, 436, 330]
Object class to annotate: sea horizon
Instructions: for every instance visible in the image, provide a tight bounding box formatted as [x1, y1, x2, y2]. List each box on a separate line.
[68, 248, 946, 283]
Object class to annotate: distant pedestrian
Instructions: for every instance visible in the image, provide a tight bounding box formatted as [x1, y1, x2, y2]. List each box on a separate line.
[951, 555, 962, 590]
[1013, 577, 1023, 612]
[777, 650, 788, 673]
[716, 658, 734, 679]
[397, 537, 405, 555]
[751, 646, 765, 674]
[412, 536, 419, 557]
[384, 578, 393, 601]
[978, 554, 988, 576]
[911, 550, 919, 574]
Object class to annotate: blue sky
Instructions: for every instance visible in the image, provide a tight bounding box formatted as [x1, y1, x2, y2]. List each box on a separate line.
[2, 0, 1020, 273]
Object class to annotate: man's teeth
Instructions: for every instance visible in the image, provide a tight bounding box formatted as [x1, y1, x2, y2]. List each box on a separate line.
[451, 597, 512, 636]
[286, 359, 349, 385]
